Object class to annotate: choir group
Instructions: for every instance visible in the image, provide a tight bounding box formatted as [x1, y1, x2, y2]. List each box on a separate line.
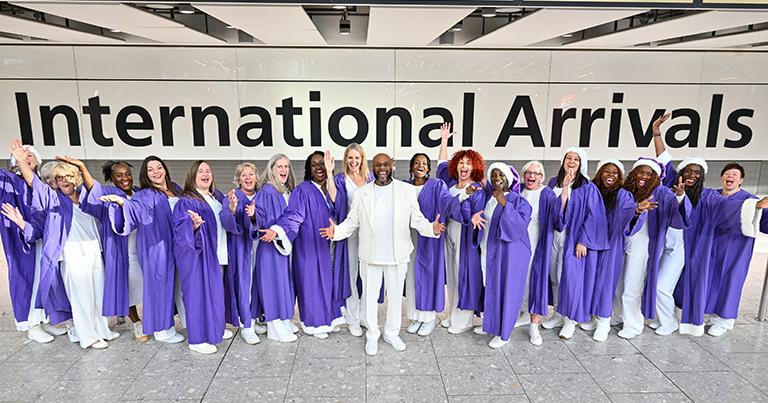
[2, 113, 768, 356]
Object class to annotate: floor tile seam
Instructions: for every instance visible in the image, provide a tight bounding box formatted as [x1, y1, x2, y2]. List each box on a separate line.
[282, 335, 300, 403]
[199, 335, 237, 402]
[31, 349, 86, 403]
[696, 353, 768, 394]
[624, 347, 690, 400]
[428, 334, 450, 403]
[115, 340, 164, 402]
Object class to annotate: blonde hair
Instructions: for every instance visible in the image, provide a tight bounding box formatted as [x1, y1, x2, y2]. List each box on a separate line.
[40, 161, 58, 189]
[52, 162, 83, 188]
[522, 160, 545, 179]
[259, 154, 295, 195]
[233, 162, 259, 189]
[343, 143, 369, 180]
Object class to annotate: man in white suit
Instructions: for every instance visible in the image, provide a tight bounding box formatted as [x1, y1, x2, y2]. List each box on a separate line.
[321, 153, 446, 356]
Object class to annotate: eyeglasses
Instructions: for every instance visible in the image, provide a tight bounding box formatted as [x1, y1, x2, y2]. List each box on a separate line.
[524, 171, 543, 176]
[55, 174, 75, 182]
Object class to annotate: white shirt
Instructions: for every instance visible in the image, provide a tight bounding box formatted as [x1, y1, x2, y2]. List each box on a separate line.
[62, 205, 102, 261]
[371, 181, 396, 264]
[168, 196, 179, 212]
[523, 187, 544, 252]
[345, 175, 361, 209]
[203, 193, 228, 266]
[413, 184, 424, 197]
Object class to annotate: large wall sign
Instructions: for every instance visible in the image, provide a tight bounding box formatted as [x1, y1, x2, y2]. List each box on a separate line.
[0, 46, 765, 161]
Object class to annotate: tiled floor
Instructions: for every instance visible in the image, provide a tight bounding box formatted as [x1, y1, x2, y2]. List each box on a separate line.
[1, 235, 767, 402]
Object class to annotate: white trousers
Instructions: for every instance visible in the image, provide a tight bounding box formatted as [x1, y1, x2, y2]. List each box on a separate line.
[16, 240, 48, 331]
[549, 230, 566, 306]
[618, 236, 650, 335]
[344, 233, 365, 326]
[174, 272, 187, 328]
[405, 233, 436, 323]
[61, 243, 113, 348]
[656, 229, 685, 329]
[444, 221, 474, 330]
[266, 319, 295, 341]
[361, 262, 407, 340]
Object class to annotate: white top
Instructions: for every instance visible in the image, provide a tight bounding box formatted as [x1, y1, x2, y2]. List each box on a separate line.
[203, 193, 228, 266]
[127, 194, 138, 261]
[282, 191, 290, 204]
[168, 196, 179, 212]
[62, 205, 101, 262]
[371, 181, 396, 264]
[523, 187, 544, 252]
[345, 176, 362, 209]
[413, 184, 424, 197]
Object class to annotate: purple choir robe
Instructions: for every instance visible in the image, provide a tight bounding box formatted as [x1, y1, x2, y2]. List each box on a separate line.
[482, 191, 532, 340]
[275, 180, 343, 327]
[172, 194, 227, 345]
[591, 189, 639, 318]
[437, 162, 486, 313]
[527, 187, 562, 316]
[86, 181, 136, 317]
[0, 169, 38, 323]
[405, 177, 461, 312]
[219, 188, 258, 327]
[674, 188, 754, 327]
[762, 211, 768, 233]
[705, 189, 757, 320]
[250, 183, 294, 322]
[113, 184, 182, 334]
[556, 181, 610, 323]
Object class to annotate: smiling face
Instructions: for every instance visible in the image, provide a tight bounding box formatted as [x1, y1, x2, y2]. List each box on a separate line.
[146, 160, 167, 187]
[273, 157, 291, 184]
[634, 166, 653, 189]
[111, 163, 134, 193]
[600, 164, 620, 188]
[491, 168, 509, 192]
[372, 154, 393, 185]
[346, 148, 362, 175]
[721, 168, 743, 193]
[523, 165, 543, 191]
[563, 152, 581, 173]
[310, 154, 326, 183]
[457, 157, 473, 182]
[24, 152, 38, 172]
[52, 164, 80, 197]
[238, 166, 257, 193]
[195, 162, 213, 193]
[411, 155, 429, 180]
[682, 164, 702, 189]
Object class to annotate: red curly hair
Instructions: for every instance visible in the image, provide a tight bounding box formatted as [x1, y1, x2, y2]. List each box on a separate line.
[448, 149, 485, 183]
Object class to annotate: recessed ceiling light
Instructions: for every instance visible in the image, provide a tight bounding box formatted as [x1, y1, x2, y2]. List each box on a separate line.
[332, 4, 346, 9]
[178, 4, 195, 14]
[562, 33, 574, 38]
[339, 15, 351, 35]
[110, 28, 121, 33]
[451, 21, 463, 32]
[496, 7, 522, 13]
[226, 25, 237, 29]
[145, 3, 174, 10]
[481, 7, 497, 18]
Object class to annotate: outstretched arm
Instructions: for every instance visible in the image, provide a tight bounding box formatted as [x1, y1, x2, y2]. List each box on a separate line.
[438, 122, 451, 162]
[652, 112, 671, 158]
[56, 156, 94, 190]
[8, 140, 34, 187]
[324, 150, 337, 203]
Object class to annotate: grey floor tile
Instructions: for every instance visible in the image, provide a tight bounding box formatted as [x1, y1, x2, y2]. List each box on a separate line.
[735, 323, 768, 345]
[215, 338, 296, 378]
[630, 338, 729, 372]
[0, 379, 52, 402]
[430, 329, 503, 357]
[36, 378, 133, 402]
[562, 331, 639, 357]
[120, 368, 215, 401]
[607, 392, 692, 402]
[365, 347, 439, 376]
[284, 398, 360, 403]
[7, 335, 86, 363]
[202, 376, 288, 402]
[578, 354, 679, 394]
[60, 349, 156, 380]
[296, 332, 366, 359]
[718, 353, 768, 390]
[448, 395, 530, 403]
[693, 326, 768, 355]
[285, 357, 365, 398]
[366, 375, 447, 403]
[0, 361, 71, 401]
[517, 372, 610, 402]
[666, 371, 768, 402]
[438, 355, 523, 396]
[0, 342, 25, 360]
[503, 339, 586, 374]
[0, 330, 31, 346]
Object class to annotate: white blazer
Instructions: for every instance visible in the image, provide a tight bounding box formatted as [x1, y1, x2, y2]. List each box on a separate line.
[333, 179, 437, 265]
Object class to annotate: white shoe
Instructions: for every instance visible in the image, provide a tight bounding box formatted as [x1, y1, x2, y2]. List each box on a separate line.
[488, 336, 509, 349]
[383, 335, 406, 351]
[655, 323, 679, 336]
[417, 319, 437, 336]
[707, 324, 729, 337]
[440, 318, 451, 328]
[542, 312, 563, 330]
[648, 320, 661, 330]
[529, 324, 543, 346]
[448, 326, 473, 335]
[290, 322, 299, 333]
[42, 323, 67, 336]
[515, 312, 531, 328]
[618, 328, 641, 339]
[222, 329, 234, 340]
[279, 332, 298, 343]
[559, 318, 576, 339]
[28, 325, 54, 344]
[473, 326, 487, 335]
[240, 327, 261, 345]
[678, 324, 704, 337]
[365, 338, 378, 356]
[579, 319, 597, 331]
[593, 318, 610, 342]
[155, 330, 185, 344]
[348, 323, 364, 337]
[406, 321, 421, 334]
[253, 323, 268, 335]
[189, 343, 217, 354]
[106, 331, 120, 341]
[90, 340, 108, 349]
[312, 332, 328, 339]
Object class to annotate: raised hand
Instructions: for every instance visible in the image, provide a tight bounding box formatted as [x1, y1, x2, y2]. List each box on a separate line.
[259, 228, 277, 242]
[636, 195, 658, 214]
[575, 243, 587, 259]
[493, 189, 506, 207]
[673, 176, 685, 197]
[652, 112, 671, 133]
[323, 150, 335, 175]
[187, 210, 205, 230]
[55, 155, 85, 169]
[471, 210, 488, 230]
[563, 167, 576, 188]
[9, 139, 28, 163]
[1, 203, 25, 230]
[757, 196, 768, 210]
[319, 218, 335, 240]
[99, 194, 125, 206]
[245, 200, 256, 218]
[227, 189, 238, 214]
[432, 213, 446, 235]
[440, 122, 453, 143]
[465, 185, 479, 195]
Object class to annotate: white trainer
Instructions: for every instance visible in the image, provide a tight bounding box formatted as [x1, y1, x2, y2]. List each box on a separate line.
[189, 343, 217, 354]
[529, 324, 543, 346]
[382, 335, 406, 351]
[28, 325, 54, 344]
[240, 327, 261, 344]
[406, 321, 421, 334]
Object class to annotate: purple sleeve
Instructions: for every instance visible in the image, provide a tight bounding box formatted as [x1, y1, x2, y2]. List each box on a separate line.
[499, 193, 532, 243]
[436, 161, 451, 185]
[436, 180, 461, 223]
[617, 190, 641, 237]
[468, 186, 486, 248]
[333, 174, 348, 222]
[30, 174, 56, 212]
[761, 211, 768, 234]
[172, 198, 203, 263]
[275, 185, 307, 242]
[576, 185, 610, 251]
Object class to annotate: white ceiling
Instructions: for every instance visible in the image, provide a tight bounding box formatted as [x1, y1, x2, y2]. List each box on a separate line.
[0, 3, 767, 49]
